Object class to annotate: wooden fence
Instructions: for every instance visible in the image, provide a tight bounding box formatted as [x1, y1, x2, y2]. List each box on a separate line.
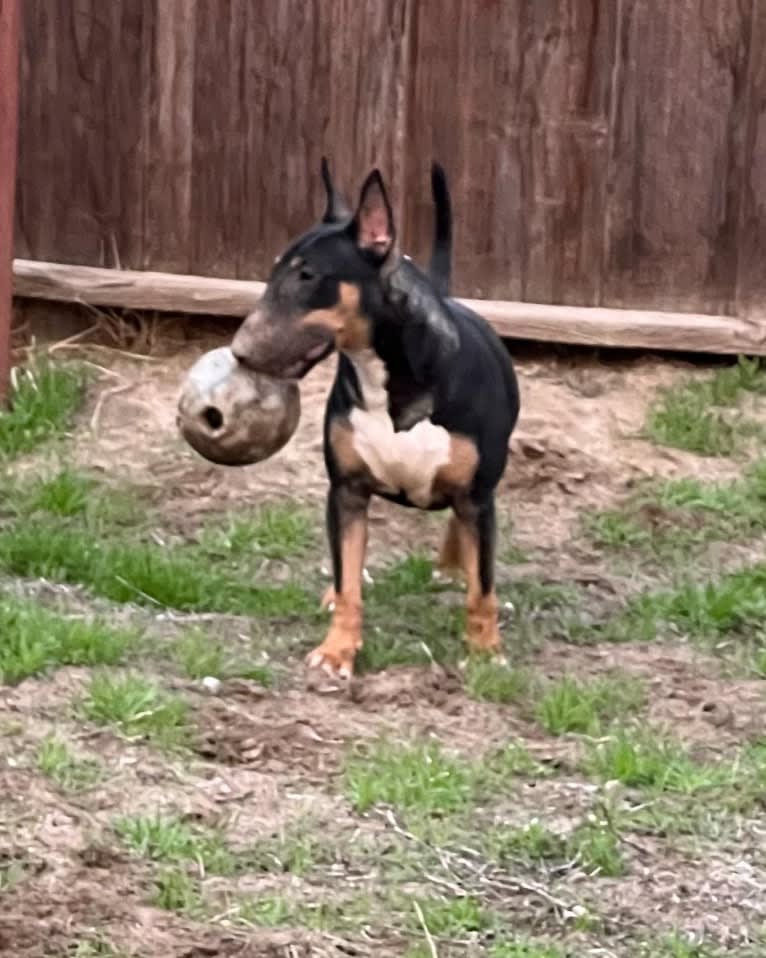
[12, 1, 766, 342]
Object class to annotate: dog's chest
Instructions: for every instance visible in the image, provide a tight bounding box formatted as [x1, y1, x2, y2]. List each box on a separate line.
[347, 350, 449, 507]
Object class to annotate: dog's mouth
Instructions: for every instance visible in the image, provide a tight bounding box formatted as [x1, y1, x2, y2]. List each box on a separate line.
[279, 341, 334, 380]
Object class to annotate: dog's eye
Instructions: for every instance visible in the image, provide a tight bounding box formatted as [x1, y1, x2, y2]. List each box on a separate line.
[299, 267, 315, 282]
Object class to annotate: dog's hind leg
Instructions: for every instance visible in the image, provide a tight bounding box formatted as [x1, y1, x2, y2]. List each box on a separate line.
[452, 497, 504, 658]
[436, 514, 464, 580]
[306, 483, 369, 678]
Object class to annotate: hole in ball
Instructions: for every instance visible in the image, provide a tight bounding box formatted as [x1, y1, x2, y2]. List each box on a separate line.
[203, 406, 224, 430]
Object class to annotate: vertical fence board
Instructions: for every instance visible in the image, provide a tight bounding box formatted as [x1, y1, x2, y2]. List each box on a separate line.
[237, 0, 409, 279]
[189, 0, 247, 277]
[0, 0, 19, 399]
[14, 1, 57, 260]
[325, 0, 411, 229]
[736, 2, 766, 319]
[237, 0, 332, 279]
[402, 0, 617, 303]
[602, 0, 753, 314]
[143, 0, 195, 272]
[15, 2, 148, 268]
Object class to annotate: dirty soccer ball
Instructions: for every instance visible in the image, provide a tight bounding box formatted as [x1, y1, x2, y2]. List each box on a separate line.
[177, 346, 300, 466]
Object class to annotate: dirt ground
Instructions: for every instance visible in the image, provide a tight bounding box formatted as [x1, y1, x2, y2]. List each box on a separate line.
[1, 323, 765, 957]
[67, 334, 739, 559]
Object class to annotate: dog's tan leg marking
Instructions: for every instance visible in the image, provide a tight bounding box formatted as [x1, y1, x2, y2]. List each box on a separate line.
[455, 517, 502, 655]
[307, 516, 367, 677]
[437, 515, 464, 578]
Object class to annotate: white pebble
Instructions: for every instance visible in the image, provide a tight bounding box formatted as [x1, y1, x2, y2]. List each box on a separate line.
[201, 676, 222, 695]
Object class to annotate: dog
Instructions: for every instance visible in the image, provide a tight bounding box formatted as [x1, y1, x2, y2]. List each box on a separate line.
[231, 162, 520, 678]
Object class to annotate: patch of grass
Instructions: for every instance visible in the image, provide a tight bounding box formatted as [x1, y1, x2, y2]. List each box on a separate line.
[644, 358, 766, 456]
[173, 629, 274, 685]
[568, 821, 624, 877]
[235, 894, 296, 927]
[197, 505, 316, 561]
[587, 511, 651, 550]
[486, 816, 624, 878]
[487, 821, 566, 864]
[353, 556, 464, 670]
[244, 826, 335, 876]
[151, 866, 203, 913]
[603, 563, 766, 644]
[490, 941, 567, 958]
[36, 735, 102, 791]
[344, 739, 548, 837]
[583, 728, 737, 794]
[482, 741, 552, 779]
[0, 357, 87, 459]
[465, 659, 530, 704]
[587, 465, 766, 554]
[358, 567, 579, 672]
[115, 813, 235, 874]
[0, 857, 28, 892]
[535, 674, 645, 735]
[344, 741, 473, 818]
[414, 895, 490, 936]
[81, 672, 189, 749]
[16, 468, 144, 528]
[355, 600, 463, 671]
[0, 594, 138, 684]
[234, 893, 374, 933]
[70, 939, 130, 958]
[371, 554, 436, 597]
[23, 468, 94, 517]
[640, 932, 727, 957]
[0, 522, 312, 617]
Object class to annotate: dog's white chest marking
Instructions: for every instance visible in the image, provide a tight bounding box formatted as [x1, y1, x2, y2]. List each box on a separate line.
[347, 350, 451, 507]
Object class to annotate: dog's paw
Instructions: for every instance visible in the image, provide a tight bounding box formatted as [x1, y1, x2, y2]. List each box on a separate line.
[304, 638, 357, 687]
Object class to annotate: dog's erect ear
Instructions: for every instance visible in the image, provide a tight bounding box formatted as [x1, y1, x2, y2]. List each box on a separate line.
[350, 169, 395, 262]
[320, 157, 351, 224]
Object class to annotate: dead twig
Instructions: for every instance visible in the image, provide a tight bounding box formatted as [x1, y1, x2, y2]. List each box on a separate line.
[90, 382, 138, 433]
[412, 900, 439, 958]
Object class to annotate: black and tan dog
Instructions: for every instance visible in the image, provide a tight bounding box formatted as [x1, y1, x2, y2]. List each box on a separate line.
[232, 163, 520, 678]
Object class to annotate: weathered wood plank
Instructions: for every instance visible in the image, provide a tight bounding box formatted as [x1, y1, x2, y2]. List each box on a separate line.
[15, 2, 148, 268]
[237, 0, 409, 279]
[14, 259, 766, 356]
[0, 0, 19, 399]
[602, 0, 753, 314]
[14, 0, 56, 260]
[189, 0, 247, 278]
[736, 1, 766, 318]
[237, 1, 333, 279]
[402, 0, 617, 304]
[143, 0, 196, 272]
[325, 0, 412, 228]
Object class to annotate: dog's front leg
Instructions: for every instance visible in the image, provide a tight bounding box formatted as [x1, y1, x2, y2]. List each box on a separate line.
[307, 482, 369, 678]
[452, 496, 504, 658]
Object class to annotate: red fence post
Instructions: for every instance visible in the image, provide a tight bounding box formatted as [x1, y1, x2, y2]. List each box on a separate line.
[0, 0, 19, 405]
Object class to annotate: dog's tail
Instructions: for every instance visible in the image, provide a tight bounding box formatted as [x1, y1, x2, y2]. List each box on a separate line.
[428, 162, 452, 298]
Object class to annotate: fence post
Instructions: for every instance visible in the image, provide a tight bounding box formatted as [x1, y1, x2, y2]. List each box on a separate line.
[0, 0, 19, 405]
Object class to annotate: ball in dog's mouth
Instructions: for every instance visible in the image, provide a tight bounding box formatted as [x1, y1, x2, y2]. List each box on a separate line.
[177, 347, 300, 466]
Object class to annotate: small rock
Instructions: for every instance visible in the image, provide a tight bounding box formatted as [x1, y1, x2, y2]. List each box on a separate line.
[201, 676, 222, 695]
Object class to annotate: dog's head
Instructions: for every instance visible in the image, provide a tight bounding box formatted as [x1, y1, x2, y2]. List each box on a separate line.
[231, 160, 396, 379]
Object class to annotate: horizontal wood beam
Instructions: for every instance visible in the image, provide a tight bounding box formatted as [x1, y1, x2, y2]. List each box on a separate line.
[12, 258, 766, 355]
